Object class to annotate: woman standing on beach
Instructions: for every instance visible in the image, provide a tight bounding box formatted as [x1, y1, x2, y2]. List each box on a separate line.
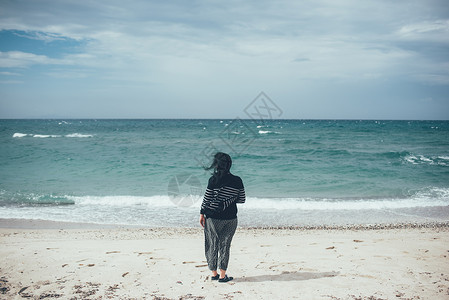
[199, 152, 246, 283]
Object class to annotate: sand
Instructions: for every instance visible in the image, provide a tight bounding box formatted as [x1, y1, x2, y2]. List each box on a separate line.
[1, 220, 448, 300]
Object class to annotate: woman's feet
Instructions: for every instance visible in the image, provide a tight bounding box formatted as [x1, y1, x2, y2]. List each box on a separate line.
[211, 270, 233, 282]
[218, 275, 233, 283]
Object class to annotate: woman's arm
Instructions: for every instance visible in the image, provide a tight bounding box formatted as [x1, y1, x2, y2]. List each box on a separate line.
[199, 214, 206, 227]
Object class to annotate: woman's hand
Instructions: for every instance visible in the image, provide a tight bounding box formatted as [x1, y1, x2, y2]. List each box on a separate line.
[199, 214, 206, 228]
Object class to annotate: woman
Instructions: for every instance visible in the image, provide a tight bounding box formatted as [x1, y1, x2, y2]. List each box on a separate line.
[199, 152, 246, 283]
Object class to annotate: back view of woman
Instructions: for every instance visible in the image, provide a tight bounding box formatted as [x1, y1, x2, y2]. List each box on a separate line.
[199, 152, 246, 283]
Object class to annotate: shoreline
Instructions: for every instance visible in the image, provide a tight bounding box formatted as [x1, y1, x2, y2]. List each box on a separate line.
[1, 217, 449, 231]
[2, 204, 448, 229]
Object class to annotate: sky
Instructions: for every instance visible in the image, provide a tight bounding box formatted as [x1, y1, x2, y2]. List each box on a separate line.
[0, 0, 448, 119]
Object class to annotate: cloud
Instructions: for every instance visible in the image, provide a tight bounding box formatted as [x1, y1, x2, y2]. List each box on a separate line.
[0, 51, 73, 68]
[0, 51, 51, 68]
[1, 1, 447, 81]
[13, 30, 68, 42]
[0, 0, 448, 118]
[397, 19, 449, 42]
[0, 71, 21, 76]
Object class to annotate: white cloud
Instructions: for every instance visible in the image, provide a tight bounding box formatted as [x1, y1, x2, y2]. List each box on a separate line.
[13, 31, 67, 42]
[0, 51, 50, 68]
[397, 19, 449, 42]
[0, 51, 69, 68]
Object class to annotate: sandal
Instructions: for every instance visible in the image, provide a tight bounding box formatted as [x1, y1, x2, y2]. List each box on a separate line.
[211, 274, 219, 280]
[218, 275, 233, 283]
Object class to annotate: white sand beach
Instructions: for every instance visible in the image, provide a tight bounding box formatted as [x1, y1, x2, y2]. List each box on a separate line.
[1, 220, 448, 299]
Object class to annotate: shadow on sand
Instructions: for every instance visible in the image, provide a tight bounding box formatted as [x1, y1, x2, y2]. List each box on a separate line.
[235, 271, 339, 282]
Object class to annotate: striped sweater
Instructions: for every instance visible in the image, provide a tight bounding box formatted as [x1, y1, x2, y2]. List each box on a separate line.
[200, 173, 246, 219]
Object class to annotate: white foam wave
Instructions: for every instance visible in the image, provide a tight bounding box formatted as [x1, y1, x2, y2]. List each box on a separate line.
[404, 154, 449, 166]
[33, 134, 61, 138]
[65, 188, 449, 211]
[243, 197, 447, 211]
[243, 188, 449, 211]
[12, 133, 93, 138]
[70, 195, 201, 208]
[12, 133, 28, 138]
[65, 133, 93, 138]
[419, 156, 432, 163]
[258, 130, 280, 134]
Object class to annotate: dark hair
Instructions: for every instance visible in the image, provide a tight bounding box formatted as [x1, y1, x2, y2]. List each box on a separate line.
[205, 152, 232, 182]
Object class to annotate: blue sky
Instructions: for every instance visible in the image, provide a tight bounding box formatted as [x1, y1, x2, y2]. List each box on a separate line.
[0, 0, 448, 119]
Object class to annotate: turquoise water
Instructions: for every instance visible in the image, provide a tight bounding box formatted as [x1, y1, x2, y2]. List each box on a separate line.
[1, 119, 448, 227]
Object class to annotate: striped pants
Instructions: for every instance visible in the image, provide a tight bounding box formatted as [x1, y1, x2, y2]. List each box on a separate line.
[204, 217, 238, 271]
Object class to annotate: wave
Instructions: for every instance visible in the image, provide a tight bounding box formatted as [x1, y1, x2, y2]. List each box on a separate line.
[403, 154, 449, 166]
[251, 187, 449, 210]
[12, 133, 29, 138]
[2, 187, 447, 211]
[72, 195, 187, 207]
[0, 191, 75, 206]
[245, 196, 448, 211]
[1, 188, 447, 227]
[65, 133, 94, 138]
[12, 132, 93, 138]
[0, 192, 200, 208]
[376, 151, 449, 166]
[258, 130, 281, 134]
[33, 134, 61, 138]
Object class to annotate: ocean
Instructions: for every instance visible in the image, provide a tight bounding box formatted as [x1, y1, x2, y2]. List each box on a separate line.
[1, 119, 448, 227]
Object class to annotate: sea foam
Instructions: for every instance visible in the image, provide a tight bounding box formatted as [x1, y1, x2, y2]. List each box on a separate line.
[12, 133, 93, 138]
[65, 133, 93, 138]
[33, 134, 61, 138]
[404, 154, 449, 166]
[71, 195, 188, 208]
[62, 187, 449, 211]
[12, 133, 28, 138]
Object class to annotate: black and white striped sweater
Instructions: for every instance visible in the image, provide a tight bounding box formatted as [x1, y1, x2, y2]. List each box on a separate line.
[200, 173, 245, 219]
